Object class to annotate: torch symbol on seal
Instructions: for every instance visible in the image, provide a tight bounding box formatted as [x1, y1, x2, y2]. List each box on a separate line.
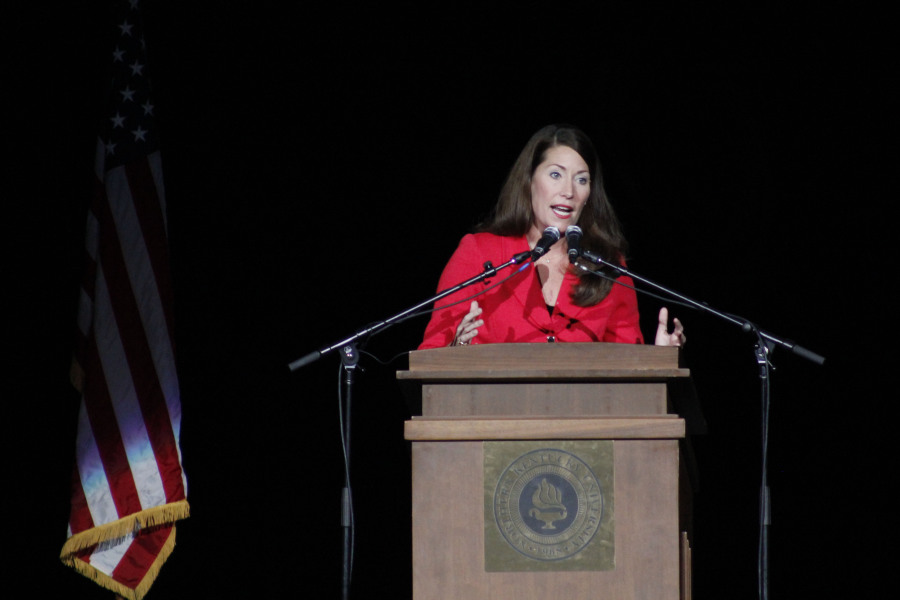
[528, 478, 568, 530]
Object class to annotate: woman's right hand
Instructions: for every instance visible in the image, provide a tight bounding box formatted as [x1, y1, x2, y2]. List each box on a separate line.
[451, 301, 483, 346]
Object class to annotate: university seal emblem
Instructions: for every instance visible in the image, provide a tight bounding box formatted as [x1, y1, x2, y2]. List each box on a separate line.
[492, 447, 604, 562]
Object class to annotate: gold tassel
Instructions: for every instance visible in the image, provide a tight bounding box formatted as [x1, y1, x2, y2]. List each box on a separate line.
[61, 499, 189, 558]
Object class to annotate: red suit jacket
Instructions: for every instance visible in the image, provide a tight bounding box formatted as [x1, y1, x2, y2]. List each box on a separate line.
[419, 233, 645, 349]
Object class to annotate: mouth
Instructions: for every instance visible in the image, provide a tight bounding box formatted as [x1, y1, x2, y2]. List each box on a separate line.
[551, 204, 575, 219]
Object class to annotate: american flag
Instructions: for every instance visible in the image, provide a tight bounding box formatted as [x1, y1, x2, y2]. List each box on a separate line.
[60, 2, 189, 598]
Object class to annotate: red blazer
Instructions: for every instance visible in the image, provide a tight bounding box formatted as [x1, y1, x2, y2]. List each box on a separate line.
[419, 233, 645, 349]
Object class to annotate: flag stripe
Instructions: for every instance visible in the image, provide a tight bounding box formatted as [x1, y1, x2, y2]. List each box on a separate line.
[73, 395, 118, 529]
[126, 158, 184, 454]
[121, 157, 184, 485]
[81, 322, 143, 520]
[112, 528, 172, 588]
[92, 178, 183, 504]
[94, 261, 168, 511]
[68, 461, 94, 534]
[125, 155, 175, 345]
[73, 196, 100, 367]
[89, 537, 130, 577]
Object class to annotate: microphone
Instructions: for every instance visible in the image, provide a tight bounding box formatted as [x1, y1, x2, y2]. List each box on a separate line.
[565, 225, 583, 263]
[531, 227, 560, 260]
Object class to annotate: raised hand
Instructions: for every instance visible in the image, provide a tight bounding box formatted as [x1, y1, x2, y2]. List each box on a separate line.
[451, 301, 484, 346]
[654, 307, 686, 347]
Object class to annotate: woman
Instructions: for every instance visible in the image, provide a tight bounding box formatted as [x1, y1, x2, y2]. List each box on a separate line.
[419, 124, 684, 349]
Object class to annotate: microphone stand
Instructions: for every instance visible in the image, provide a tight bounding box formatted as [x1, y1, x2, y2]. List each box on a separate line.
[579, 249, 824, 600]
[287, 249, 532, 600]
[339, 343, 357, 600]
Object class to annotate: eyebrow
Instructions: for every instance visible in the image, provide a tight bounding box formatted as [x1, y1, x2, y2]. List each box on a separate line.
[548, 162, 589, 175]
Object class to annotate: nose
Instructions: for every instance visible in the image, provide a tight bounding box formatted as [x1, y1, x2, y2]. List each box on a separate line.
[561, 177, 574, 198]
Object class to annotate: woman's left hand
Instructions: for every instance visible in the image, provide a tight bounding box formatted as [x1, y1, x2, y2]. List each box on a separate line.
[654, 307, 686, 347]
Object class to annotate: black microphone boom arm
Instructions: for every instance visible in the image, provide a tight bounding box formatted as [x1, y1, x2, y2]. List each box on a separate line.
[578, 249, 825, 365]
[288, 250, 532, 370]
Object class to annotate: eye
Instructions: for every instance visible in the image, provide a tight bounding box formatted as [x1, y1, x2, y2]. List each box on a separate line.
[549, 171, 562, 179]
[577, 176, 589, 185]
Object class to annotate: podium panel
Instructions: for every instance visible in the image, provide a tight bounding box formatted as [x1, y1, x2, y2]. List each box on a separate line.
[400, 344, 693, 600]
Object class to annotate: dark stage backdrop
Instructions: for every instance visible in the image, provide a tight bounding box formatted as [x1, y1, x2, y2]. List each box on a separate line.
[9, 2, 890, 598]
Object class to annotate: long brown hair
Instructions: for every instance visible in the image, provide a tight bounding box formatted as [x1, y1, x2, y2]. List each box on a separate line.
[477, 124, 628, 306]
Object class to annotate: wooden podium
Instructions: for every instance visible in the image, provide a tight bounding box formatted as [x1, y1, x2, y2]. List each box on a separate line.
[399, 343, 695, 600]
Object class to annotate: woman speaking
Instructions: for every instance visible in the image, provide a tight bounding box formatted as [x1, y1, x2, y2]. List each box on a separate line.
[419, 124, 685, 349]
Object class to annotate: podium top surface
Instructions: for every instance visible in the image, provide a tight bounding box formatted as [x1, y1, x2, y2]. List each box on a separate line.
[397, 343, 690, 382]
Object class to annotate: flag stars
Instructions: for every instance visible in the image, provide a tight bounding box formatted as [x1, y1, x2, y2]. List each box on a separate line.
[101, 4, 160, 165]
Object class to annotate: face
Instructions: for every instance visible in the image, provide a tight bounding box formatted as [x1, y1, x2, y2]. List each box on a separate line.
[529, 145, 591, 238]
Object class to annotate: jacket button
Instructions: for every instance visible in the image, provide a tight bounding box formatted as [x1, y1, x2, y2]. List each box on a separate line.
[547, 336, 556, 342]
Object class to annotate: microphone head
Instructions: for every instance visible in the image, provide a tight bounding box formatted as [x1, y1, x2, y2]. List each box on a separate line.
[565, 225, 583, 263]
[531, 227, 561, 259]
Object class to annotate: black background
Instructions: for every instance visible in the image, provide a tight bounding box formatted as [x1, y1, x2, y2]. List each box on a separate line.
[8, 1, 892, 598]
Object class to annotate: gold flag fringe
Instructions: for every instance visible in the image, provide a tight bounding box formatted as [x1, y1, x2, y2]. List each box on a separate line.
[61, 499, 189, 557]
[60, 500, 189, 600]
